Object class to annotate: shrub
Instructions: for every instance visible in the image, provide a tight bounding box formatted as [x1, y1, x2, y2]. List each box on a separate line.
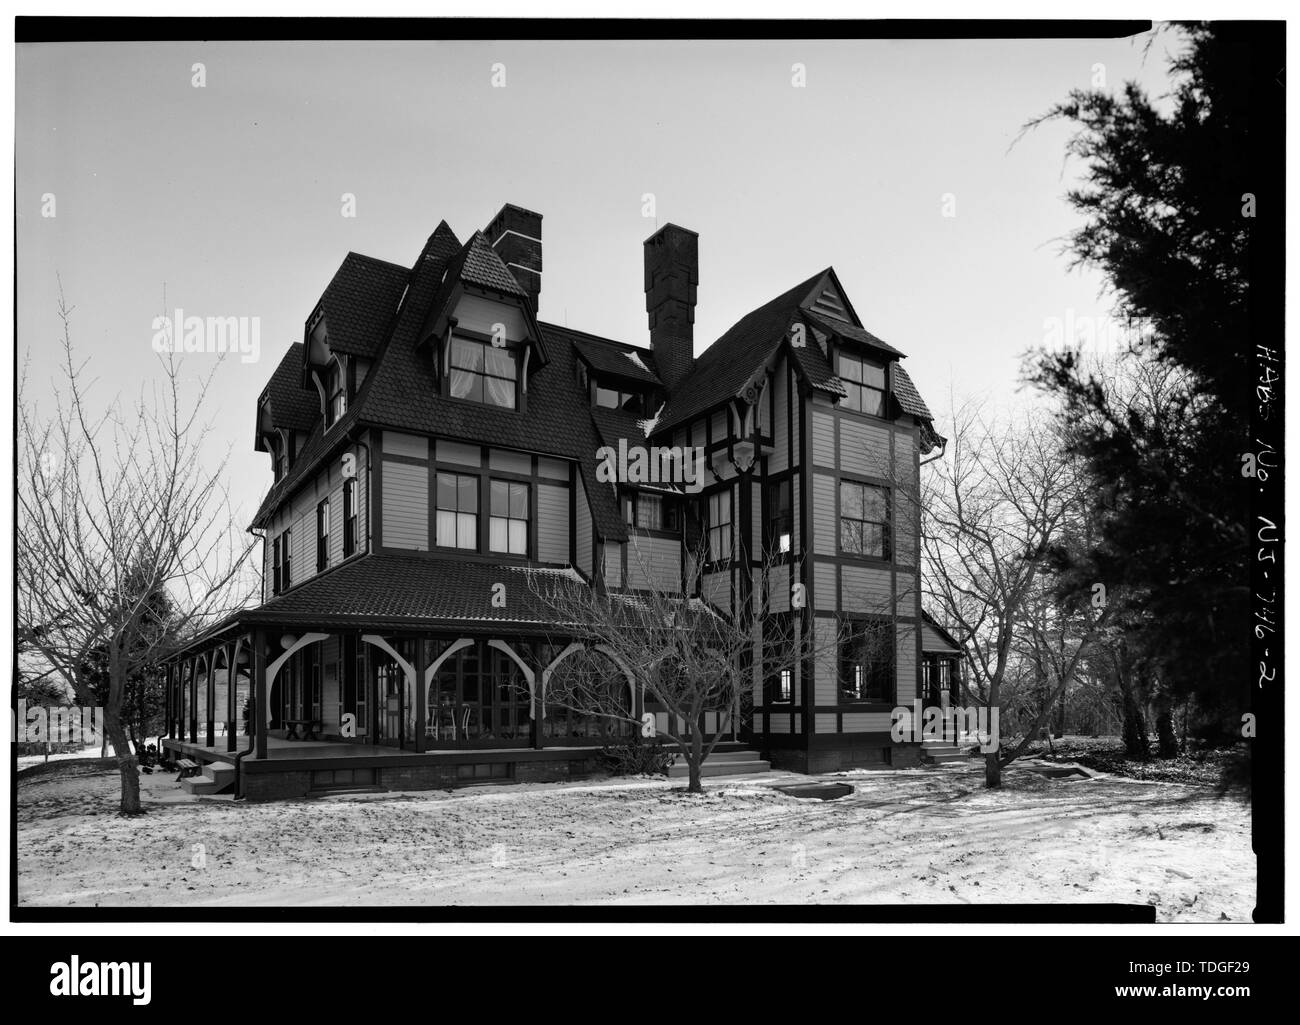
[600, 739, 675, 777]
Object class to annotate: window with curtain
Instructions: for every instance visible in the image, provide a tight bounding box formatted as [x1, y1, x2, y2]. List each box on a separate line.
[840, 481, 890, 559]
[436, 472, 479, 549]
[326, 359, 346, 426]
[489, 479, 529, 555]
[449, 335, 518, 409]
[635, 493, 663, 530]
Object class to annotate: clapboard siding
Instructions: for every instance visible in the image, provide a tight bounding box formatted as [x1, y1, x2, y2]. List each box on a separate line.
[603, 542, 624, 588]
[489, 448, 531, 475]
[770, 364, 789, 474]
[769, 564, 790, 613]
[811, 411, 835, 467]
[382, 460, 429, 550]
[536, 483, 570, 564]
[813, 618, 838, 708]
[842, 712, 892, 732]
[384, 431, 428, 461]
[841, 564, 892, 615]
[575, 474, 593, 574]
[896, 624, 917, 705]
[702, 570, 731, 614]
[813, 560, 837, 612]
[812, 473, 836, 555]
[839, 418, 891, 478]
[626, 533, 679, 592]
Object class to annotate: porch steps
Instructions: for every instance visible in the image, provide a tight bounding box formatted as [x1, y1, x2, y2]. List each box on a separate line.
[180, 761, 235, 795]
[668, 749, 770, 780]
[921, 740, 968, 765]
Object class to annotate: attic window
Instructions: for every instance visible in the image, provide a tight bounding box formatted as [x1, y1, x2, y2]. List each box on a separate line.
[325, 359, 346, 427]
[837, 351, 886, 417]
[595, 387, 643, 414]
[449, 335, 518, 409]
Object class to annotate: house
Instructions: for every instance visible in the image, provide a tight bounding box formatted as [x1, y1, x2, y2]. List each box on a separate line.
[160, 203, 955, 799]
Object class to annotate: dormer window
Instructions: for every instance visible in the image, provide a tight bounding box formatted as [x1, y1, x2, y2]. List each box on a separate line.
[595, 387, 644, 413]
[449, 335, 518, 409]
[271, 432, 290, 483]
[837, 351, 887, 417]
[325, 359, 346, 427]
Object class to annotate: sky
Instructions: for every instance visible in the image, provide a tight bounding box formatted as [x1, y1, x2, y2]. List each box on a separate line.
[17, 32, 1181, 533]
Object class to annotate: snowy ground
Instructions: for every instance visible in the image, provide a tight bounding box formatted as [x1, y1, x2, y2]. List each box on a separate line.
[15, 762, 1252, 918]
[17, 743, 111, 771]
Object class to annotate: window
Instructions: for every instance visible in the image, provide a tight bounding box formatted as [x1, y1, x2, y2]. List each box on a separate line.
[767, 478, 792, 555]
[838, 351, 886, 416]
[777, 668, 793, 703]
[272, 528, 292, 595]
[272, 436, 288, 482]
[841, 618, 894, 703]
[840, 481, 890, 559]
[325, 359, 346, 426]
[343, 479, 358, 558]
[707, 490, 732, 562]
[316, 498, 330, 572]
[436, 472, 479, 550]
[490, 479, 529, 555]
[636, 493, 663, 530]
[595, 387, 642, 413]
[449, 335, 517, 409]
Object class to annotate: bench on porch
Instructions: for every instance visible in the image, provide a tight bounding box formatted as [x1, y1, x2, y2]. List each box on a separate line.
[174, 758, 201, 782]
[283, 719, 323, 741]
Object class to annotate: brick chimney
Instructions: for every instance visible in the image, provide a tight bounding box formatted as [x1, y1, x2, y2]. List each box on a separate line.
[485, 203, 543, 312]
[644, 223, 698, 390]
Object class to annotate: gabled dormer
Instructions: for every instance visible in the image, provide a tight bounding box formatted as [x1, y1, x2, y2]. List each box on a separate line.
[570, 333, 664, 417]
[304, 252, 408, 431]
[255, 342, 320, 482]
[417, 230, 549, 412]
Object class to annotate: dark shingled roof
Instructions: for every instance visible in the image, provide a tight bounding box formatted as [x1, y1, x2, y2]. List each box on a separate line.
[257, 343, 319, 444]
[570, 333, 663, 387]
[252, 222, 627, 542]
[891, 364, 933, 421]
[459, 230, 528, 297]
[805, 310, 906, 359]
[317, 253, 410, 358]
[250, 553, 590, 629]
[660, 269, 828, 431]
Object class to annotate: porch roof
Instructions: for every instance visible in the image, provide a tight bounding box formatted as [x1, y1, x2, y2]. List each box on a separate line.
[164, 553, 589, 661]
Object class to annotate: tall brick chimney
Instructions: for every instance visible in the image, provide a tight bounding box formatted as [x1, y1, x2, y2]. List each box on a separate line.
[485, 203, 543, 312]
[644, 223, 698, 390]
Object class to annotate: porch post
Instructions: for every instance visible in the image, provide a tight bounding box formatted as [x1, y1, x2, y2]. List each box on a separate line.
[226, 639, 239, 753]
[188, 657, 198, 744]
[253, 629, 268, 761]
[205, 651, 216, 748]
[414, 636, 428, 754]
[163, 663, 172, 741]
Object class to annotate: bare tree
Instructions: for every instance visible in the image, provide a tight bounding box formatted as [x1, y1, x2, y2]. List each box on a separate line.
[17, 286, 257, 814]
[527, 540, 844, 794]
[922, 401, 1110, 787]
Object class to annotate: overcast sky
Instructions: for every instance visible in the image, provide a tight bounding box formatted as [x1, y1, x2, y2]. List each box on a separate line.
[18, 32, 1177, 533]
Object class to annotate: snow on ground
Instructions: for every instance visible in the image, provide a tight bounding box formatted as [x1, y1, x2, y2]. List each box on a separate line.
[17, 743, 110, 771]
[16, 762, 1252, 917]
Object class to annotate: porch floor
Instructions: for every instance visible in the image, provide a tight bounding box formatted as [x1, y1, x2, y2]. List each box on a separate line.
[160, 734, 621, 771]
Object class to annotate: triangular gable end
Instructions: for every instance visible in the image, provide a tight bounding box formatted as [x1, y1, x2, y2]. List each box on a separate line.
[809, 280, 851, 323]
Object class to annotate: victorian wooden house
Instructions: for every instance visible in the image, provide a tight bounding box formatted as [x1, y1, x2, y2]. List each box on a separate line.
[160, 204, 960, 799]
